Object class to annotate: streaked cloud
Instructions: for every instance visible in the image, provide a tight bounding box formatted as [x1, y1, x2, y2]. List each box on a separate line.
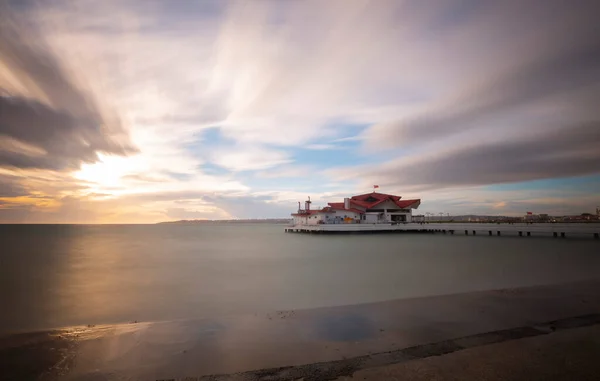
[0, 6, 136, 173]
[208, 145, 292, 172]
[0, 173, 26, 197]
[333, 122, 600, 190]
[1, 0, 599, 222]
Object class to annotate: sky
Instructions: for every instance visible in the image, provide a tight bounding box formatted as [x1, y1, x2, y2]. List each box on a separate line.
[1, 0, 600, 223]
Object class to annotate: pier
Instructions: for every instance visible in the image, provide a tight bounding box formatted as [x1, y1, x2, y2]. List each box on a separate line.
[284, 222, 600, 239]
[287, 192, 600, 239]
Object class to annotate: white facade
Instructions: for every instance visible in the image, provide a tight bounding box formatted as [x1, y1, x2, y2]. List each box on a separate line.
[292, 209, 362, 225]
[328, 209, 361, 223]
[292, 214, 327, 225]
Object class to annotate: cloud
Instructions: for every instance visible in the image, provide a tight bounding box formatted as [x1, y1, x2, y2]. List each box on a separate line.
[255, 164, 313, 179]
[0, 195, 98, 223]
[0, 6, 136, 171]
[2, 0, 600, 222]
[165, 207, 225, 220]
[121, 173, 168, 183]
[0, 174, 27, 197]
[409, 181, 600, 217]
[363, 0, 600, 150]
[202, 194, 291, 219]
[0, 97, 136, 170]
[208, 146, 291, 171]
[304, 144, 341, 150]
[117, 191, 291, 219]
[334, 122, 600, 190]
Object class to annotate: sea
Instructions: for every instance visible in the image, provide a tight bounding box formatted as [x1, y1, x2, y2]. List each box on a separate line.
[1, 223, 599, 334]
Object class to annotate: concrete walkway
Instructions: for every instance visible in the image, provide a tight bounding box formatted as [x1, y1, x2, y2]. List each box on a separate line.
[335, 324, 600, 381]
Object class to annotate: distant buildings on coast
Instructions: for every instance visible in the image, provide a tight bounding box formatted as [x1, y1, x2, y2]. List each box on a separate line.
[416, 213, 599, 223]
[159, 204, 600, 225]
[158, 218, 291, 225]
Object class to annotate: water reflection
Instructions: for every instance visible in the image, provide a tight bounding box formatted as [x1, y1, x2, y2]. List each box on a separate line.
[314, 313, 375, 341]
[0, 225, 77, 332]
[2, 223, 600, 334]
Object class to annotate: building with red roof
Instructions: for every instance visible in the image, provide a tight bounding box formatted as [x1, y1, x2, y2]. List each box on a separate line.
[292, 192, 421, 226]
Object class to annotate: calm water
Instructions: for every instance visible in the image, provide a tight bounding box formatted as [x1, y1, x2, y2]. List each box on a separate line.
[1, 224, 599, 334]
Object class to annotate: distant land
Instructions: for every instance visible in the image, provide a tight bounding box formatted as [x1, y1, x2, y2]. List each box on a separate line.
[159, 213, 599, 225]
[157, 218, 292, 225]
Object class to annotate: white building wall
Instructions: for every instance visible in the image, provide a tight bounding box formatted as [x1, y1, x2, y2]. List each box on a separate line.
[364, 213, 379, 223]
[294, 210, 364, 225]
[293, 215, 307, 225]
[306, 214, 320, 225]
[296, 213, 334, 225]
[329, 209, 361, 223]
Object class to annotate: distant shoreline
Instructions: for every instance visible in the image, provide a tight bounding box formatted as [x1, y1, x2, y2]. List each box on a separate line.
[157, 218, 600, 225]
[156, 218, 292, 225]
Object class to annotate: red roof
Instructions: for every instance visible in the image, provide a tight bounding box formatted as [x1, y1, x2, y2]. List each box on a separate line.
[327, 202, 365, 214]
[349, 192, 420, 209]
[395, 199, 421, 208]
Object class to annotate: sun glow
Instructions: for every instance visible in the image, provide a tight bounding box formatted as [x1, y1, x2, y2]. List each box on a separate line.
[74, 154, 144, 190]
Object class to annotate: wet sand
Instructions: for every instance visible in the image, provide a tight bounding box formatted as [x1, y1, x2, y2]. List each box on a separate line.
[2, 279, 600, 380]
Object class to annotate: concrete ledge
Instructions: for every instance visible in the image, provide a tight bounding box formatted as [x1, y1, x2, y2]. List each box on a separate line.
[203, 314, 600, 381]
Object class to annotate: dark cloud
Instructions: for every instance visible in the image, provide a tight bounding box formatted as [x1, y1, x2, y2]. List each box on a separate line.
[0, 6, 136, 171]
[366, 122, 600, 189]
[367, 0, 600, 148]
[1, 4, 97, 118]
[0, 174, 27, 197]
[0, 97, 135, 170]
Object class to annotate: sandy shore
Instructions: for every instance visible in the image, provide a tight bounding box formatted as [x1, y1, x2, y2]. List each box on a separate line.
[2, 279, 600, 380]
